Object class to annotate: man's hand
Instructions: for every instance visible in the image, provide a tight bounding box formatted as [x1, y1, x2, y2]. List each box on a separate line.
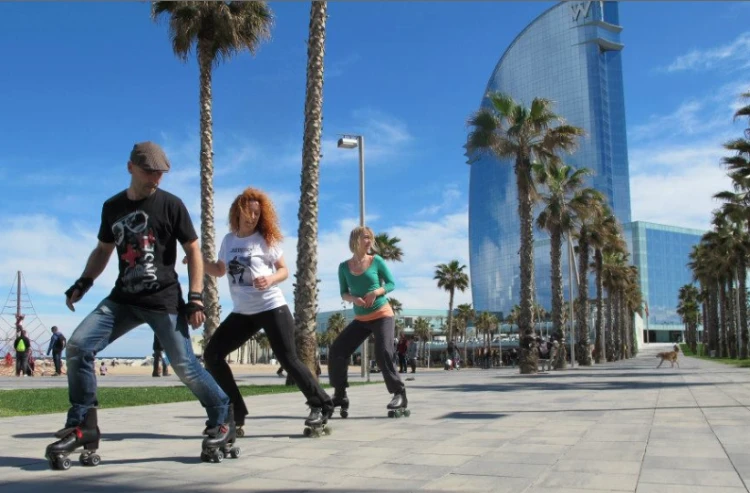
[186, 301, 205, 329]
[64, 277, 93, 312]
[65, 289, 83, 312]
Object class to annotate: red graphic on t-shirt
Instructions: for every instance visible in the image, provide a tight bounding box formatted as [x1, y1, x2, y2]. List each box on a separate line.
[120, 244, 140, 268]
[140, 231, 156, 250]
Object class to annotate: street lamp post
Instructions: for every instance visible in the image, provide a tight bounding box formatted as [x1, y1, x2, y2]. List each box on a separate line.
[337, 134, 369, 382]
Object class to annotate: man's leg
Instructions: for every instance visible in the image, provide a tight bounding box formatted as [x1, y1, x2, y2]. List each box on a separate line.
[203, 313, 256, 426]
[53, 351, 62, 375]
[147, 309, 230, 427]
[261, 306, 331, 409]
[66, 300, 138, 426]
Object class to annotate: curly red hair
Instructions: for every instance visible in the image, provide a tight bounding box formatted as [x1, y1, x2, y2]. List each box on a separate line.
[228, 187, 283, 246]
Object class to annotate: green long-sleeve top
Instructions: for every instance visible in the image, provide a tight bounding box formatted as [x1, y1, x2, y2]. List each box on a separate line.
[338, 254, 396, 316]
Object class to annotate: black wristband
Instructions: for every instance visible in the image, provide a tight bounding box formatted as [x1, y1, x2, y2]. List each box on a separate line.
[185, 301, 204, 317]
[65, 277, 94, 298]
[188, 291, 203, 302]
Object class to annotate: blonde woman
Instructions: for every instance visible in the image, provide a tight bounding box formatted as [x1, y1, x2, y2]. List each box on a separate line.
[328, 226, 408, 418]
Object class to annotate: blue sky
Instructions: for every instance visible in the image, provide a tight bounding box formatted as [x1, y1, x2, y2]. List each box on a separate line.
[1, 1, 748, 356]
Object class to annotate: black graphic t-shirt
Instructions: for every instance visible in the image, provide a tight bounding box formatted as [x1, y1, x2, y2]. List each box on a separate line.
[98, 189, 197, 313]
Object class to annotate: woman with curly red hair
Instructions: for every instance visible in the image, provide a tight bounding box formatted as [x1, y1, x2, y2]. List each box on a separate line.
[203, 187, 333, 436]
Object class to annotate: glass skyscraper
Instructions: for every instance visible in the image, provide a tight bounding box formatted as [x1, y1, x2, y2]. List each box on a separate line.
[468, 1, 706, 341]
[469, 1, 631, 316]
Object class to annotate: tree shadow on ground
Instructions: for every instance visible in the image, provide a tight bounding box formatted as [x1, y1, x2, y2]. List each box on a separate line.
[408, 379, 722, 393]
[438, 404, 747, 420]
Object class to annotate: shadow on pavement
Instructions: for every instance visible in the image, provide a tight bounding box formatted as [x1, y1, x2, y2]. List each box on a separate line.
[14, 432, 194, 441]
[408, 380, 719, 393]
[438, 404, 747, 419]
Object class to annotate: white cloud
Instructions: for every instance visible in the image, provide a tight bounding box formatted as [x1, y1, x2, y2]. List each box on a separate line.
[664, 32, 750, 73]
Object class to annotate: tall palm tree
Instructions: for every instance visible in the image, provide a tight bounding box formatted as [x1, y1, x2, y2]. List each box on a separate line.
[475, 311, 499, 353]
[588, 207, 620, 363]
[534, 159, 602, 368]
[413, 317, 432, 366]
[434, 261, 470, 343]
[677, 284, 701, 355]
[152, 1, 273, 339]
[293, 0, 328, 377]
[373, 233, 404, 262]
[467, 93, 584, 374]
[573, 193, 606, 365]
[388, 297, 403, 317]
[455, 303, 476, 364]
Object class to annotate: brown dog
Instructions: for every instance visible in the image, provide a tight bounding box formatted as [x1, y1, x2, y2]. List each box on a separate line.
[656, 345, 680, 368]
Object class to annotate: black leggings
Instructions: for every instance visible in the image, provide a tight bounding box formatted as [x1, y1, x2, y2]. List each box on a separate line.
[203, 305, 331, 425]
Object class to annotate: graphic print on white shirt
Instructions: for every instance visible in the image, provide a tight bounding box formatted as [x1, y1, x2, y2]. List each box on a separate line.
[218, 232, 287, 315]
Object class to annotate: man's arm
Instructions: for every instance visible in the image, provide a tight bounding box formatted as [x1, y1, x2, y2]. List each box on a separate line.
[65, 241, 115, 311]
[182, 239, 204, 294]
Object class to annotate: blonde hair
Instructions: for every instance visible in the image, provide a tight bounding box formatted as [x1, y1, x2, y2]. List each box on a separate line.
[348, 226, 375, 256]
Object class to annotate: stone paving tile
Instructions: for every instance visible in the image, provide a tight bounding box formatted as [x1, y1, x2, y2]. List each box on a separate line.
[636, 485, 748, 493]
[638, 468, 745, 488]
[551, 459, 642, 475]
[534, 471, 639, 491]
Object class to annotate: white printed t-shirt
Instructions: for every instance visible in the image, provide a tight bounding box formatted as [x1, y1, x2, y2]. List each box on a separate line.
[218, 232, 287, 315]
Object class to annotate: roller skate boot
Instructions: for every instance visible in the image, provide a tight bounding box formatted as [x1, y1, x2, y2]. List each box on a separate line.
[387, 391, 410, 418]
[332, 389, 350, 418]
[45, 408, 101, 470]
[200, 408, 240, 463]
[303, 404, 332, 438]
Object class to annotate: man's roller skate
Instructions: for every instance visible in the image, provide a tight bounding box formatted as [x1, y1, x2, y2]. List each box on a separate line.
[303, 404, 332, 438]
[45, 408, 101, 470]
[200, 409, 240, 463]
[387, 391, 410, 418]
[332, 389, 350, 419]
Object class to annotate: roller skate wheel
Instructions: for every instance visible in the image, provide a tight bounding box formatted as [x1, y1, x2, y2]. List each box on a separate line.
[236, 427, 245, 438]
[403, 409, 411, 417]
[200, 451, 210, 462]
[388, 410, 395, 418]
[303, 427, 312, 437]
[212, 450, 223, 463]
[340, 410, 349, 418]
[230, 447, 241, 459]
[60, 457, 71, 470]
[323, 426, 332, 436]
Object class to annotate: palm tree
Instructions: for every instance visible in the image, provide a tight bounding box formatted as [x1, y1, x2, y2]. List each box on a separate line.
[467, 93, 584, 374]
[293, 0, 328, 377]
[455, 303, 475, 364]
[588, 207, 620, 363]
[677, 284, 701, 355]
[434, 261, 470, 343]
[475, 311, 499, 354]
[388, 297, 403, 317]
[413, 317, 432, 367]
[534, 159, 602, 367]
[373, 233, 404, 262]
[152, 1, 273, 340]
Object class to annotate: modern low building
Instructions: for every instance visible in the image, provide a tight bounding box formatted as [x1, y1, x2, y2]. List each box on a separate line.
[623, 222, 704, 342]
[468, 1, 705, 343]
[315, 308, 449, 336]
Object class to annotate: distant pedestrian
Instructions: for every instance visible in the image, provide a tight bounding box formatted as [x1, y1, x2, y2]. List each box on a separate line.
[99, 361, 108, 376]
[14, 329, 31, 377]
[397, 333, 408, 373]
[152, 335, 170, 377]
[47, 326, 66, 375]
[407, 336, 418, 373]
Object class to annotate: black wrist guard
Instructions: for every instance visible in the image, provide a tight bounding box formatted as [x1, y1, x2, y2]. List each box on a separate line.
[185, 301, 204, 317]
[65, 277, 94, 298]
[187, 291, 203, 303]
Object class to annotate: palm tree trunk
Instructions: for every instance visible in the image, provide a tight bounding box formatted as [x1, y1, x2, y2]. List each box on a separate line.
[293, 0, 327, 379]
[739, 263, 748, 359]
[516, 158, 538, 374]
[710, 286, 720, 356]
[719, 281, 729, 358]
[594, 250, 604, 364]
[605, 292, 614, 361]
[629, 309, 637, 357]
[619, 290, 628, 359]
[197, 45, 221, 340]
[576, 234, 591, 365]
[550, 229, 566, 368]
[612, 291, 621, 360]
[727, 280, 738, 358]
[446, 289, 455, 343]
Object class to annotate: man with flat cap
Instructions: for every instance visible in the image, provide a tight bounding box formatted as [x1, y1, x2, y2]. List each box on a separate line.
[46, 142, 234, 466]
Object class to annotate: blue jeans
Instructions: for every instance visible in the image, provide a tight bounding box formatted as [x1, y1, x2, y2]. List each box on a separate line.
[52, 350, 63, 374]
[65, 299, 229, 427]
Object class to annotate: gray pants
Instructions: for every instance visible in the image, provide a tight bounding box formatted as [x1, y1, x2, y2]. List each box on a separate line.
[328, 316, 404, 395]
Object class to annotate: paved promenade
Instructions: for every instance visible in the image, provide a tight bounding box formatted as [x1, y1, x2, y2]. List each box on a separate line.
[2, 343, 750, 493]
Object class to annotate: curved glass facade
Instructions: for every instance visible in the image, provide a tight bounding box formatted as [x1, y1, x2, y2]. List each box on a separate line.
[469, 1, 631, 315]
